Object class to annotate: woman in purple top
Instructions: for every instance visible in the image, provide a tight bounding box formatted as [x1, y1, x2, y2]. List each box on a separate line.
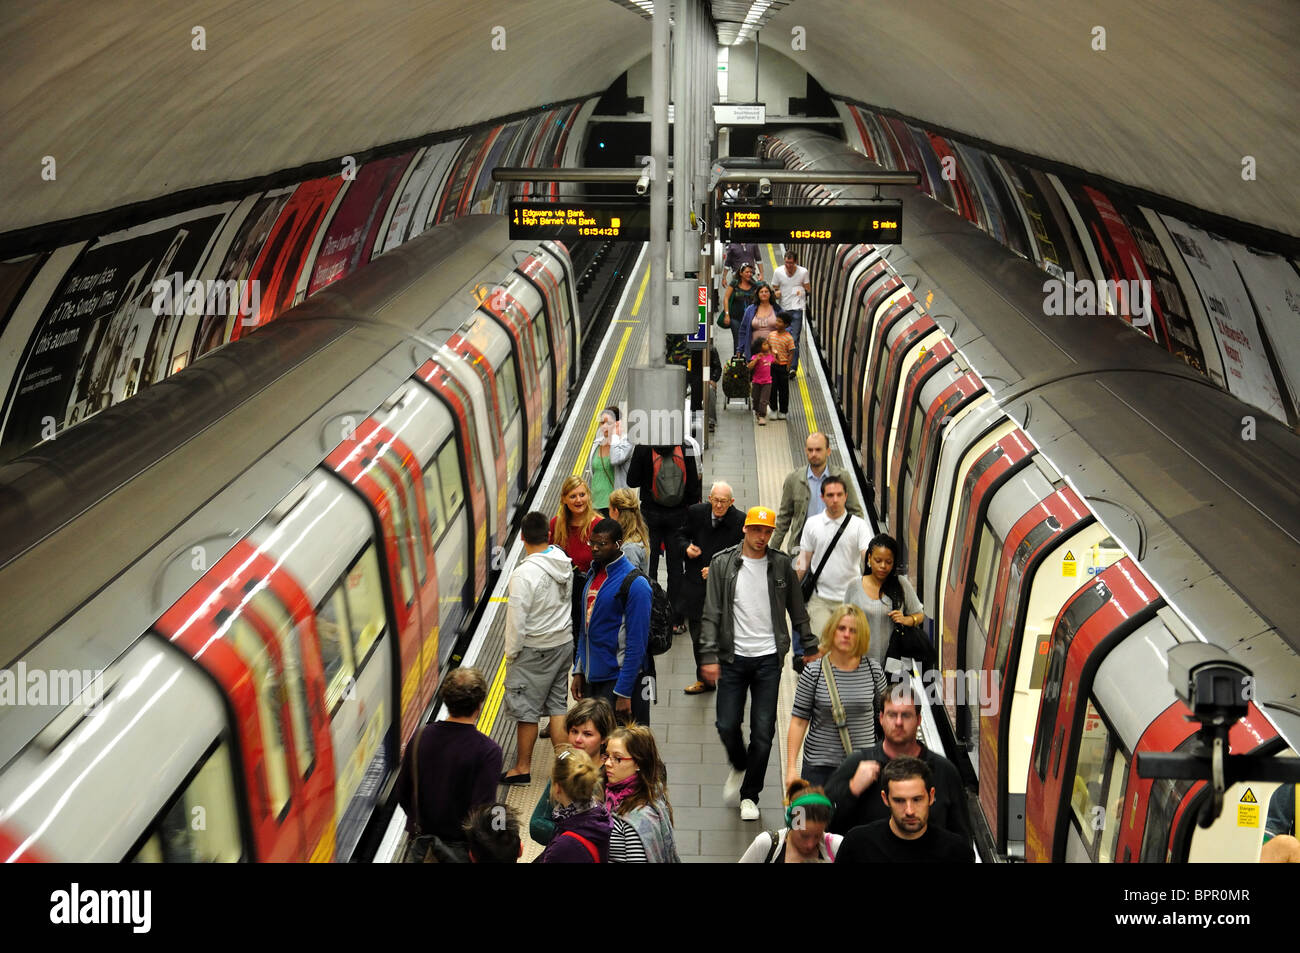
[537, 746, 611, 863]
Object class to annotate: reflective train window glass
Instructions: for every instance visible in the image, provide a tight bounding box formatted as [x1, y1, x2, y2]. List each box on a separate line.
[499, 354, 521, 420]
[224, 617, 291, 818]
[457, 342, 502, 456]
[1032, 582, 1110, 779]
[1069, 699, 1110, 849]
[436, 442, 465, 520]
[971, 523, 1002, 630]
[248, 591, 316, 780]
[1099, 748, 1129, 863]
[386, 449, 428, 585]
[422, 458, 446, 543]
[316, 584, 357, 709]
[995, 516, 1061, 672]
[947, 445, 1005, 592]
[529, 306, 550, 365]
[367, 464, 415, 607]
[129, 741, 243, 862]
[345, 544, 387, 665]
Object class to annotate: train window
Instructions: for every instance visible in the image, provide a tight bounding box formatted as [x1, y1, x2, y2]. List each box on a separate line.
[457, 339, 503, 458]
[946, 445, 1005, 592]
[344, 544, 387, 665]
[970, 523, 1002, 630]
[248, 591, 316, 780]
[387, 449, 428, 584]
[533, 301, 552, 364]
[367, 463, 415, 607]
[994, 517, 1061, 673]
[129, 741, 243, 862]
[1099, 748, 1129, 863]
[1028, 631, 1053, 689]
[1070, 699, 1110, 849]
[1141, 775, 1195, 863]
[1032, 581, 1110, 779]
[436, 442, 465, 520]
[225, 617, 291, 819]
[316, 584, 356, 710]
[422, 459, 446, 543]
[498, 354, 521, 420]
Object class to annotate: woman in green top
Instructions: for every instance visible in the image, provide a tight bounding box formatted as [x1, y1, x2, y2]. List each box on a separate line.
[587, 407, 632, 514]
[720, 263, 759, 356]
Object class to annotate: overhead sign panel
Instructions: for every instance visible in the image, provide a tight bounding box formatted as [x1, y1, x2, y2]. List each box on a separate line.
[509, 202, 651, 241]
[718, 202, 903, 244]
[713, 103, 766, 125]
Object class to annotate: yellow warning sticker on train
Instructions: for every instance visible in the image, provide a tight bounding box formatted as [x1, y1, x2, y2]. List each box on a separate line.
[1062, 551, 1077, 577]
[1238, 789, 1259, 827]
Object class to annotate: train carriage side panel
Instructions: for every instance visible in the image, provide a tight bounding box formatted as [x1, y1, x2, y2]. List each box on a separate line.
[442, 324, 511, 537]
[859, 289, 917, 449]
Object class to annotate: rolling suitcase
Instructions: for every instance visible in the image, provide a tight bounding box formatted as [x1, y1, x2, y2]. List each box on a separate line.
[721, 354, 751, 408]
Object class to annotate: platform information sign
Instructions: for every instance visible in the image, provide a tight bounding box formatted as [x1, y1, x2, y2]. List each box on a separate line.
[718, 202, 903, 244]
[508, 202, 651, 241]
[687, 285, 708, 346]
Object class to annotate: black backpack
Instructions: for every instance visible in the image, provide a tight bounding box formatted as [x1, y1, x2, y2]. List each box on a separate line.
[617, 569, 673, 656]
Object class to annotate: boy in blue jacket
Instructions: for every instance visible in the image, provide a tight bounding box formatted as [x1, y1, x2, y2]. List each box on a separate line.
[572, 518, 653, 725]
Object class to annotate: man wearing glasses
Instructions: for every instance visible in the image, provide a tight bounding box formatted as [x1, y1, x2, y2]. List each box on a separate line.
[676, 482, 746, 695]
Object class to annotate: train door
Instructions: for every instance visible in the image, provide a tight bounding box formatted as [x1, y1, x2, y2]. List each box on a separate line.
[478, 286, 544, 480]
[157, 541, 325, 862]
[884, 319, 944, 490]
[857, 289, 916, 445]
[326, 422, 429, 744]
[837, 257, 888, 393]
[540, 239, 581, 396]
[891, 374, 986, 568]
[517, 251, 566, 424]
[851, 271, 901, 416]
[938, 429, 1034, 743]
[1025, 560, 1162, 862]
[977, 488, 1089, 852]
[441, 324, 509, 539]
[414, 358, 489, 624]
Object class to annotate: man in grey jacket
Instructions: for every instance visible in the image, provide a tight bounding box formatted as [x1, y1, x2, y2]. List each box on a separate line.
[502, 511, 575, 785]
[771, 431, 864, 556]
[698, 505, 817, 821]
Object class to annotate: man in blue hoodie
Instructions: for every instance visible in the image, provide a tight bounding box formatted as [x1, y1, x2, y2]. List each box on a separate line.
[572, 518, 653, 726]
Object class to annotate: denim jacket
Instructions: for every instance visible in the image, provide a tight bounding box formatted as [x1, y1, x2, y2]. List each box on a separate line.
[697, 545, 814, 665]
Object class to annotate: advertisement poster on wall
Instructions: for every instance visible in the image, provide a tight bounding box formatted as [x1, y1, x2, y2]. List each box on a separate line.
[380, 141, 461, 255]
[1231, 248, 1300, 418]
[229, 175, 347, 341]
[1161, 216, 1285, 422]
[1, 208, 229, 455]
[307, 154, 414, 297]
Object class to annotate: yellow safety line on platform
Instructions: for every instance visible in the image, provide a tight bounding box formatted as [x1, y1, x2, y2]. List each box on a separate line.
[572, 326, 635, 477]
[630, 262, 652, 316]
[766, 243, 780, 277]
[798, 366, 819, 431]
[490, 596, 508, 603]
[478, 655, 508, 733]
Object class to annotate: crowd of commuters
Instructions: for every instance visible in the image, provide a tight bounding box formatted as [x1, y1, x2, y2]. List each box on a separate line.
[391, 251, 973, 861]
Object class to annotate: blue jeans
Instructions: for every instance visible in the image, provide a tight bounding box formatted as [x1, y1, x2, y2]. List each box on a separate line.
[784, 310, 804, 372]
[800, 761, 835, 791]
[715, 653, 782, 803]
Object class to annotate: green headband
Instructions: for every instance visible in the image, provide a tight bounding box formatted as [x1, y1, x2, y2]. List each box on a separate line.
[785, 792, 834, 827]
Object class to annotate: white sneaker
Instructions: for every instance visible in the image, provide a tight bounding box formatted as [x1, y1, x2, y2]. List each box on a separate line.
[740, 798, 760, 821]
[722, 767, 744, 807]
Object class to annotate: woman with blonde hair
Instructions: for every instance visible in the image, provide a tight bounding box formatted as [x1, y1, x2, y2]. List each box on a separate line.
[785, 604, 887, 789]
[607, 487, 650, 575]
[536, 745, 611, 863]
[604, 724, 680, 862]
[551, 475, 603, 640]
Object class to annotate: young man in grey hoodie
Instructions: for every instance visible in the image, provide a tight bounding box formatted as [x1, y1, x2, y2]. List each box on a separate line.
[501, 511, 576, 784]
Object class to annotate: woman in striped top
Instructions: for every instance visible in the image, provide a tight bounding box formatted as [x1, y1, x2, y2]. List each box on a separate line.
[786, 605, 887, 790]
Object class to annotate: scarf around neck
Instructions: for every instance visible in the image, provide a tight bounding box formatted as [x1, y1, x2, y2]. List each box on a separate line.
[604, 773, 641, 814]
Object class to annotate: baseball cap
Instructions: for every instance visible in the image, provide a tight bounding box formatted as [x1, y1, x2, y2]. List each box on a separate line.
[744, 506, 776, 528]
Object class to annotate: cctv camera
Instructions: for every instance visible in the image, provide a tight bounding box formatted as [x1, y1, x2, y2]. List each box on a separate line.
[1167, 643, 1252, 724]
[636, 175, 650, 196]
[758, 176, 772, 197]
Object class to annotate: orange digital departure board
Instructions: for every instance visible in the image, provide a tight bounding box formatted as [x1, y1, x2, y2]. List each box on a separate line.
[509, 202, 651, 241]
[719, 202, 902, 244]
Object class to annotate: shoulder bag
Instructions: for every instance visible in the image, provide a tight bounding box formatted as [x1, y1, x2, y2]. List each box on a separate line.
[403, 727, 436, 863]
[819, 658, 856, 757]
[800, 515, 851, 603]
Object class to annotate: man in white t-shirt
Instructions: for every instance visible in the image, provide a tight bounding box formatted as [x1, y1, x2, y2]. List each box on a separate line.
[797, 475, 871, 638]
[698, 506, 816, 821]
[770, 251, 811, 374]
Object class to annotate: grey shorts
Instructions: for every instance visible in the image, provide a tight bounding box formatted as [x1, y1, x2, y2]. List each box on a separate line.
[505, 643, 572, 722]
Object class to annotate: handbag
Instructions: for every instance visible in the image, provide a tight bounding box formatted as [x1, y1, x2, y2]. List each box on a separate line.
[403, 726, 436, 863]
[716, 310, 731, 329]
[819, 658, 855, 757]
[800, 515, 851, 603]
[885, 618, 936, 670]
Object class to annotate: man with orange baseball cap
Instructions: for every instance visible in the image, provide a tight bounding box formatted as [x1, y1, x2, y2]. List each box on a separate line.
[699, 504, 816, 821]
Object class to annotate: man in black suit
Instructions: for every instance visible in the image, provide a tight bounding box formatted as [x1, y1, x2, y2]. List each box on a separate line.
[675, 481, 745, 694]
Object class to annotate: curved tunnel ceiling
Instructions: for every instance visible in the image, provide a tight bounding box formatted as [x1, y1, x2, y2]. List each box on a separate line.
[1, 0, 1296, 238]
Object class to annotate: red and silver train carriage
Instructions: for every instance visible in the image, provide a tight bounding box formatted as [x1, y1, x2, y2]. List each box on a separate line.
[0, 216, 579, 862]
[763, 130, 1300, 863]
